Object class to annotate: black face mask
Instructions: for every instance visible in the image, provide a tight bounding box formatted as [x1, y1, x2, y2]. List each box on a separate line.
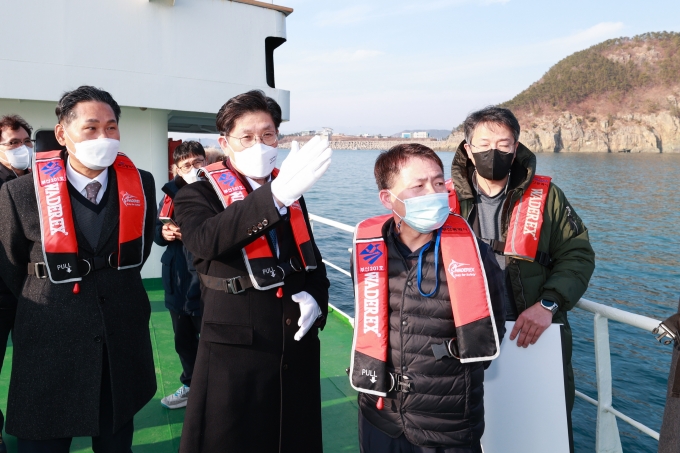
[473, 149, 514, 180]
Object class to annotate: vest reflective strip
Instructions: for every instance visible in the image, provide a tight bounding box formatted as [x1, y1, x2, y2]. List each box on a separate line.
[505, 175, 551, 261]
[33, 151, 146, 283]
[200, 163, 316, 290]
[440, 215, 499, 363]
[159, 194, 174, 219]
[445, 176, 551, 262]
[349, 214, 498, 395]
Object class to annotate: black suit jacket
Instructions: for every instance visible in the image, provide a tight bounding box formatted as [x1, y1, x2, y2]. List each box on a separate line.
[0, 163, 157, 440]
[174, 175, 330, 453]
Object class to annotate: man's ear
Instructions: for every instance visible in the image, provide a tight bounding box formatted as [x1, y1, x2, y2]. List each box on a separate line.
[218, 136, 233, 159]
[463, 143, 476, 165]
[379, 189, 393, 211]
[54, 123, 67, 147]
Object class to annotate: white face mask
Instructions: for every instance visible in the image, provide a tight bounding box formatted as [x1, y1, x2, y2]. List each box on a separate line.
[389, 191, 450, 233]
[229, 142, 278, 179]
[2, 145, 32, 171]
[182, 167, 200, 184]
[64, 129, 119, 171]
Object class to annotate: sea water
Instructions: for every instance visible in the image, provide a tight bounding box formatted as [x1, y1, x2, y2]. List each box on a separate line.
[285, 148, 680, 453]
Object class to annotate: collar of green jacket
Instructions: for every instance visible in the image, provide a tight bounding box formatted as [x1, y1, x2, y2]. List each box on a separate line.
[450, 140, 537, 202]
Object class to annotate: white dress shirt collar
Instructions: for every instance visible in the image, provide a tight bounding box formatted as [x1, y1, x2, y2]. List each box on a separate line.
[66, 157, 109, 204]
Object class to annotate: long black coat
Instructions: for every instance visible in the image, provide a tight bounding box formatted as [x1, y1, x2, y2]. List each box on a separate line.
[174, 169, 330, 453]
[0, 163, 157, 440]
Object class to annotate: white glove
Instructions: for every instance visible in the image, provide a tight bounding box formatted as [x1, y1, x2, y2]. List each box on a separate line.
[271, 135, 332, 206]
[291, 291, 322, 341]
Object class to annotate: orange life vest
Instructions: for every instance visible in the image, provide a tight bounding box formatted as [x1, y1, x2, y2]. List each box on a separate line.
[445, 175, 552, 263]
[33, 150, 146, 283]
[200, 162, 317, 290]
[349, 214, 500, 396]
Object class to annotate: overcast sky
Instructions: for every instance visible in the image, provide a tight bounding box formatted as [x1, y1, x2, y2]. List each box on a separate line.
[273, 0, 680, 136]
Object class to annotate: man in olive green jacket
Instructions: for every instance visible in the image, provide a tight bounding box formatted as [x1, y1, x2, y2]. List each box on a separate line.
[450, 107, 595, 436]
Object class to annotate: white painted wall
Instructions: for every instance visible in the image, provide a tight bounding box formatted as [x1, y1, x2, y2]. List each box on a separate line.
[0, 99, 170, 278]
[0, 0, 290, 119]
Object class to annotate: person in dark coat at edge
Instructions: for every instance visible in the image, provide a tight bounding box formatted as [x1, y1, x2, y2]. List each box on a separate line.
[0, 114, 34, 453]
[0, 86, 157, 453]
[449, 107, 595, 451]
[174, 90, 332, 453]
[352, 144, 506, 453]
[153, 140, 206, 409]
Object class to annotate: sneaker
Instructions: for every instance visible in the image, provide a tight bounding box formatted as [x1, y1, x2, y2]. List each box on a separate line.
[161, 385, 190, 409]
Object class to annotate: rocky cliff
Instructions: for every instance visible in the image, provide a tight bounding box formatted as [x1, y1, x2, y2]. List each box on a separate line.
[449, 32, 680, 153]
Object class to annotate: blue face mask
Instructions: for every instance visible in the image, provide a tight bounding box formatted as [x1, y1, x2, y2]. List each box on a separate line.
[389, 191, 450, 233]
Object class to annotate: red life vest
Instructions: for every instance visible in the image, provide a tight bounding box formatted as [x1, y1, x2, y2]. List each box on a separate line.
[200, 162, 317, 290]
[349, 214, 500, 396]
[445, 175, 552, 262]
[158, 194, 174, 221]
[33, 151, 146, 284]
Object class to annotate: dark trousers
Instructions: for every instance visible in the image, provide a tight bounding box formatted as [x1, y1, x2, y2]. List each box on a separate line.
[169, 310, 201, 387]
[359, 411, 482, 453]
[0, 307, 15, 432]
[17, 349, 134, 453]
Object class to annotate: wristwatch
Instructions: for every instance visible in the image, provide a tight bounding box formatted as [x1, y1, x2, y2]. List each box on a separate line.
[540, 299, 558, 315]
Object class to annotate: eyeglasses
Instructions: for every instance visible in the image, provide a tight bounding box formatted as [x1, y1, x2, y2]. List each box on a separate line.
[0, 139, 35, 148]
[468, 142, 515, 153]
[225, 132, 278, 148]
[177, 157, 205, 173]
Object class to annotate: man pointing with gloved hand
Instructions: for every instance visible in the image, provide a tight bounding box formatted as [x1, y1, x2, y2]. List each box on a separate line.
[174, 90, 331, 453]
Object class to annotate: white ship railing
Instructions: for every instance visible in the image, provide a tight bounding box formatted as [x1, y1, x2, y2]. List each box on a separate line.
[309, 213, 668, 453]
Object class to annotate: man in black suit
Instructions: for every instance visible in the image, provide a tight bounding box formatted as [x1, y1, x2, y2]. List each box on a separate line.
[175, 90, 332, 453]
[0, 114, 34, 453]
[0, 86, 157, 453]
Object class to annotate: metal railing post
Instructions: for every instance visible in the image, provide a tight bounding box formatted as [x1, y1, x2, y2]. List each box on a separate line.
[594, 313, 623, 453]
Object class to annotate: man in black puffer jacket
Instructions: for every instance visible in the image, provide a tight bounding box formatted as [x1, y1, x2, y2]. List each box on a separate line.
[351, 144, 506, 453]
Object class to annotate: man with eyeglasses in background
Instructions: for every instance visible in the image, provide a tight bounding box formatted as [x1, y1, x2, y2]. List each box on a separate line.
[0, 114, 34, 453]
[153, 140, 206, 410]
[448, 106, 595, 451]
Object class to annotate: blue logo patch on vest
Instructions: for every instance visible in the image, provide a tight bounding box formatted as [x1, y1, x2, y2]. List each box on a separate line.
[41, 161, 63, 178]
[218, 172, 237, 187]
[360, 244, 383, 265]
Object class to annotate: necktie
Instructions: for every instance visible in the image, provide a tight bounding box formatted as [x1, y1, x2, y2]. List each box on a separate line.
[85, 181, 102, 204]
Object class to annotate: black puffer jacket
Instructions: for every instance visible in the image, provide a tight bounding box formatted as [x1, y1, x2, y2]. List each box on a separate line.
[359, 219, 506, 448]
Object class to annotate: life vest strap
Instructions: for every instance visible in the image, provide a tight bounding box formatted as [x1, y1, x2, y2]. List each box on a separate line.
[484, 238, 552, 267]
[198, 273, 253, 294]
[28, 255, 118, 279]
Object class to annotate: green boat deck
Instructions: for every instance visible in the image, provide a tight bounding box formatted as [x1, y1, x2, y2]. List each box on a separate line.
[0, 281, 359, 452]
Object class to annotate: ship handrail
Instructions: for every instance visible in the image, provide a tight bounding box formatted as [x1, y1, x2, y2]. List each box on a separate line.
[309, 213, 667, 452]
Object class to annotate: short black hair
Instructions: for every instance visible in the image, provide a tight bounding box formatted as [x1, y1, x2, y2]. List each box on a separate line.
[463, 106, 520, 145]
[173, 140, 206, 165]
[215, 90, 282, 135]
[374, 143, 443, 190]
[55, 85, 122, 124]
[0, 115, 32, 142]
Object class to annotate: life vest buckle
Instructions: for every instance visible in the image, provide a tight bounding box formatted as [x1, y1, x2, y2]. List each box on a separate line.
[226, 277, 246, 294]
[431, 338, 460, 361]
[388, 373, 411, 393]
